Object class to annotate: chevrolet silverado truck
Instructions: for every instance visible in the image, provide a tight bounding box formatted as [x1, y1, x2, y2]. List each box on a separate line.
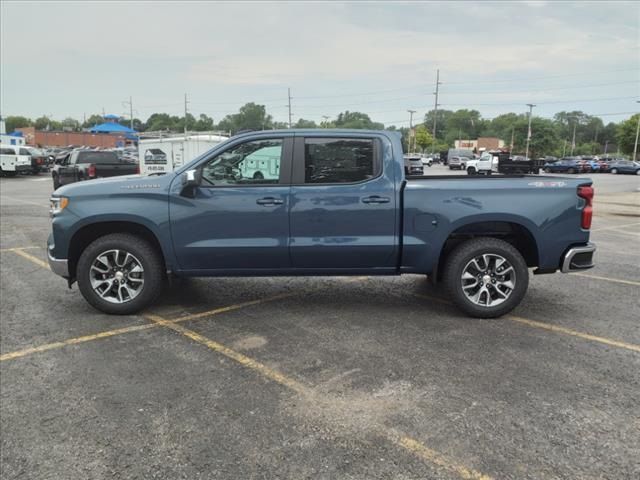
[51, 149, 139, 189]
[47, 129, 596, 318]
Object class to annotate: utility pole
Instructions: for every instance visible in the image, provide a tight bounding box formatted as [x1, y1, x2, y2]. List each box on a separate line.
[633, 101, 640, 162]
[570, 120, 577, 156]
[633, 115, 640, 162]
[184, 93, 189, 136]
[604, 140, 609, 155]
[432, 69, 441, 152]
[407, 109, 416, 153]
[562, 139, 567, 157]
[123, 96, 134, 129]
[524, 103, 535, 160]
[510, 126, 515, 152]
[287, 88, 292, 128]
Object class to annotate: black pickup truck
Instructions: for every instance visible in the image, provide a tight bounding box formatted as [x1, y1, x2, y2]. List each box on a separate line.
[51, 150, 139, 190]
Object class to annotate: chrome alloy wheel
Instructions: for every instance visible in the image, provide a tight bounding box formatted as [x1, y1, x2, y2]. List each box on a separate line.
[461, 254, 516, 307]
[89, 249, 145, 304]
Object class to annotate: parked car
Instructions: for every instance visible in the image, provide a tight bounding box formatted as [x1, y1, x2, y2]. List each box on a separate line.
[25, 147, 48, 174]
[448, 156, 467, 170]
[543, 158, 587, 174]
[421, 155, 433, 168]
[609, 160, 640, 175]
[51, 149, 140, 189]
[0, 144, 32, 176]
[47, 129, 596, 319]
[403, 155, 424, 175]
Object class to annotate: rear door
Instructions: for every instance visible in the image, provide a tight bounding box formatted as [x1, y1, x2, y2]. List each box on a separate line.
[170, 136, 293, 271]
[289, 135, 397, 270]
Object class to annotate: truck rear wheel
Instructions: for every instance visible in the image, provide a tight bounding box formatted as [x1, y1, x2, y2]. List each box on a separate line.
[76, 233, 165, 315]
[443, 237, 529, 318]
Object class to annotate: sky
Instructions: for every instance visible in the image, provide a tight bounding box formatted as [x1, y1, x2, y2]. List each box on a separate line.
[1, 1, 639, 127]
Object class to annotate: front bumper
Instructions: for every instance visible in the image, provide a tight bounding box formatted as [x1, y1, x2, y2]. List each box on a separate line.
[561, 242, 596, 273]
[47, 245, 69, 278]
[16, 164, 32, 173]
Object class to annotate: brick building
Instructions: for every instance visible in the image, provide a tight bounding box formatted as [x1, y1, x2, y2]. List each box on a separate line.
[16, 127, 128, 148]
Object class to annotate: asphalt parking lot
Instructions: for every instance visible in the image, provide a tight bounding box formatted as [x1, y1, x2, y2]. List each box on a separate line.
[1, 168, 639, 480]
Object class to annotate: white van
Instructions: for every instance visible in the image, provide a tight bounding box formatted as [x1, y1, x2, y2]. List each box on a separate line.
[0, 144, 32, 176]
[139, 133, 228, 175]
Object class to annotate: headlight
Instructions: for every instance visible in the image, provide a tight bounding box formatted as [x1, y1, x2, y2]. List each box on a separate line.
[50, 197, 69, 216]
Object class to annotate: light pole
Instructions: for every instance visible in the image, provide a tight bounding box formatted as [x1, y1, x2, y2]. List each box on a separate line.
[524, 103, 535, 160]
[570, 120, 577, 156]
[407, 109, 416, 153]
[633, 101, 640, 162]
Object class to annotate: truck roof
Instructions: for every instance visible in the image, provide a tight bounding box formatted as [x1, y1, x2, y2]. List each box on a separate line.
[231, 128, 396, 140]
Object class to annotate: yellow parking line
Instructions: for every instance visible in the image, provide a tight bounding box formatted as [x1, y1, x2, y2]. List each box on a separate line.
[390, 434, 493, 480]
[170, 293, 296, 323]
[507, 315, 640, 353]
[146, 314, 309, 394]
[145, 311, 494, 480]
[571, 273, 640, 286]
[0, 294, 293, 362]
[0, 246, 41, 253]
[0, 324, 156, 361]
[413, 293, 640, 353]
[11, 248, 50, 270]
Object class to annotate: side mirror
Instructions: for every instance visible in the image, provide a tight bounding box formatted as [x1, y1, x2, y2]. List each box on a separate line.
[180, 168, 202, 197]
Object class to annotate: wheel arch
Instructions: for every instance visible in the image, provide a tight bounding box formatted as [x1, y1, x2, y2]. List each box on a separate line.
[67, 221, 167, 281]
[433, 218, 540, 281]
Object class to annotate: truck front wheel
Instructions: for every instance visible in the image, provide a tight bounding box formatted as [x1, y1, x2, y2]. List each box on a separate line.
[443, 237, 529, 318]
[76, 233, 165, 315]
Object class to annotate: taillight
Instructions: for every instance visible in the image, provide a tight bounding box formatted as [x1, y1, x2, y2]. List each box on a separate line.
[578, 185, 594, 229]
[87, 164, 96, 178]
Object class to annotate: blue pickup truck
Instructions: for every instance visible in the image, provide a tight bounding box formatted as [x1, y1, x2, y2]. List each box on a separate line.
[48, 129, 595, 318]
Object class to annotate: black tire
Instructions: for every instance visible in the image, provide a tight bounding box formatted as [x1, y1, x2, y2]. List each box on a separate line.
[568, 168, 575, 174]
[610, 168, 617, 174]
[443, 237, 529, 318]
[544, 167, 551, 173]
[76, 233, 165, 315]
[253, 171, 264, 180]
[467, 168, 476, 175]
[52, 173, 61, 190]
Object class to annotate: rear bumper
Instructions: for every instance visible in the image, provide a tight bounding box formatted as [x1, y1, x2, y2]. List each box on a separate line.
[47, 244, 69, 278]
[561, 242, 596, 273]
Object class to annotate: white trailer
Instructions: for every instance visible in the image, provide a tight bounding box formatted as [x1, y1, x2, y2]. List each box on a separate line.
[139, 133, 228, 175]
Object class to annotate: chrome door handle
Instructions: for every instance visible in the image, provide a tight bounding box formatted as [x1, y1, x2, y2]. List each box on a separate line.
[362, 195, 390, 204]
[256, 197, 283, 206]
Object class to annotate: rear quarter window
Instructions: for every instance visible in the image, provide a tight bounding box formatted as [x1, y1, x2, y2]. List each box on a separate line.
[303, 138, 377, 184]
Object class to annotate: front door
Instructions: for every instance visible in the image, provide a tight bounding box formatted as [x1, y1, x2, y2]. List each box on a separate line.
[170, 137, 292, 271]
[289, 136, 397, 270]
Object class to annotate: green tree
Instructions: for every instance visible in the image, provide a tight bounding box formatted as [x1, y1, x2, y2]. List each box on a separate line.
[4, 116, 32, 133]
[61, 117, 80, 131]
[217, 103, 274, 133]
[423, 109, 453, 140]
[414, 124, 434, 152]
[333, 111, 383, 129]
[294, 118, 317, 128]
[193, 114, 214, 131]
[82, 114, 105, 128]
[616, 114, 640, 155]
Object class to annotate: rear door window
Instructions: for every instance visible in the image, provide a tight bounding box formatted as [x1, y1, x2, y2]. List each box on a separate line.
[303, 138, 377, 184]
